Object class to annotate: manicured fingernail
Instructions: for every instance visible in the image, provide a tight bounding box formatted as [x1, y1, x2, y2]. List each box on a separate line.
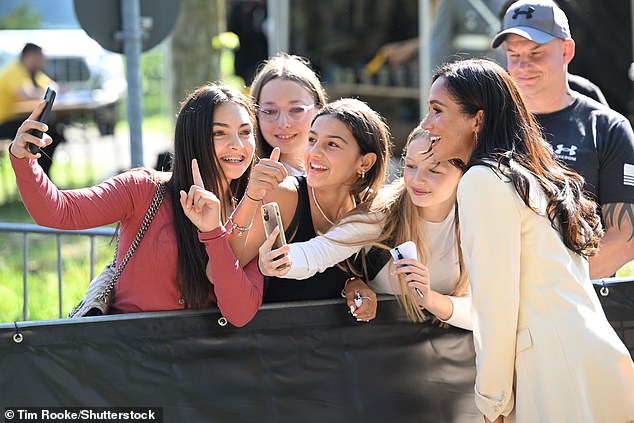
[349, 305, 355, 314]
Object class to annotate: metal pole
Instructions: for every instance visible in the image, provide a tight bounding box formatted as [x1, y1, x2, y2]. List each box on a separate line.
[57, 234, 63, 318]
[267, 0, 290, 55]
[22, 233, 28, 321]
[90, 236, 96, 280]
[121, 0, 144, 167]
[419, 0, 433, 117]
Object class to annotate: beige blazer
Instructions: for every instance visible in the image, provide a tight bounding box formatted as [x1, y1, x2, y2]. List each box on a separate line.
[457, 164, 634, 423]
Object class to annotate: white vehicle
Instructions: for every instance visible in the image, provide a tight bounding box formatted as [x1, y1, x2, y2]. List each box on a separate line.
[0, 0, 126, 135]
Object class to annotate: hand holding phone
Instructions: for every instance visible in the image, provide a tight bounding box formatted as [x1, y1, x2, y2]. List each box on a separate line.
[390, 241, 424, 299]
[28, 87, 56, 154]
[261, 202, 287, 249]
[261, 202, 290, 271]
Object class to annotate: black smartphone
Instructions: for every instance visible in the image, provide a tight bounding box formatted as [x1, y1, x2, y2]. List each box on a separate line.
[28, 87, 56, 154]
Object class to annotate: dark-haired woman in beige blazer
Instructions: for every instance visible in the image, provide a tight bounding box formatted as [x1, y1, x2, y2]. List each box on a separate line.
[421, 58, 634, 423]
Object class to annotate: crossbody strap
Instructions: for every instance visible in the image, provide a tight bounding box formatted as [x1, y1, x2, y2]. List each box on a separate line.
[100, 183, 168, 302]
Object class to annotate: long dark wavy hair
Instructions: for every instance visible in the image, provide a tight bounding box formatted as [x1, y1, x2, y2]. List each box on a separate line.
[432, 59, 602, 256]
[167, 84, 256, 308]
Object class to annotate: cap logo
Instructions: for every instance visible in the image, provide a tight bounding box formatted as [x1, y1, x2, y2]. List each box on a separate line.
[512, 6, 535, 19]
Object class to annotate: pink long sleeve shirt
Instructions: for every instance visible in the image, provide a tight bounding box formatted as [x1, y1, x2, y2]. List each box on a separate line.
[11, 152, 263, 326]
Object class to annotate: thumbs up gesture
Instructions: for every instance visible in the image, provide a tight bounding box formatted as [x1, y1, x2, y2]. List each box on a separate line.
[244, 147, 288, 202]
[180, 158, 222, 232]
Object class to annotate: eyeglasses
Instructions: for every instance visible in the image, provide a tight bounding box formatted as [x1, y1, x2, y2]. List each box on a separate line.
[256, 103, 316, 122]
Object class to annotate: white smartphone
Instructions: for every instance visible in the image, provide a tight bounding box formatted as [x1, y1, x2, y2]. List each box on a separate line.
[389, 241, 417, 262]
[261, 202, 287, 250]
[389, 241, 424, 298]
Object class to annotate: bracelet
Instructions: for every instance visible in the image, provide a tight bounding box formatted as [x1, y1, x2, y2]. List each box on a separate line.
[341, 276, 359, 298]
[245, 191, 264, 203]
[226, 215, 253, 236]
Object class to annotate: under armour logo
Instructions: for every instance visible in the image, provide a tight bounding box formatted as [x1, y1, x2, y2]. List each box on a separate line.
[512, 6, 535, 19]
[554, 144, 577, 156]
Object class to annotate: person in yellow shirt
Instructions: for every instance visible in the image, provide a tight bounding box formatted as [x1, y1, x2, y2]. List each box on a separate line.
[0, 43, 63, 176]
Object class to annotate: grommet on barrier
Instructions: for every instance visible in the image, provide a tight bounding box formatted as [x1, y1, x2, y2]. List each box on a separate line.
[13, 322, 23, 344]
[599, 279, 609, 296]
[218, 317, 228, 326]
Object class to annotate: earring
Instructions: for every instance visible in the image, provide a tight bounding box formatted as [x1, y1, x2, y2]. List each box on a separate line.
[358, 169, 366, 179]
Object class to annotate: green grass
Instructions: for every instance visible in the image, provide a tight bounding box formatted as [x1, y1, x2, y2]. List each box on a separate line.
[0, 160, 116, 323]
[0, 231, 114, 322]
[616, 261, 634, 278]
[117, 113, 174, 137]
[0, 202, 116, 322]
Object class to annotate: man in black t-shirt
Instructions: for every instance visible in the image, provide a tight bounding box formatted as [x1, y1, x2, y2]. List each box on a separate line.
[492, 0, 634, 278]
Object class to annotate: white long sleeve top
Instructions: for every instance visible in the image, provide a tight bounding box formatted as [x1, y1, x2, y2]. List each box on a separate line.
[283, 209, 472, 330]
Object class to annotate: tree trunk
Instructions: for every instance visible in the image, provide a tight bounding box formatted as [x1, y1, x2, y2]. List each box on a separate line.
[170, 0, 225, 110]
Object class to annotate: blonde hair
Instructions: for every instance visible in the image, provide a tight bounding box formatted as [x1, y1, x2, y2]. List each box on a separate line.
[350, 127, 469, 323]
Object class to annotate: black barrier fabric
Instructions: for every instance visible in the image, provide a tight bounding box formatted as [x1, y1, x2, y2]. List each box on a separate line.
[1, 298, 480, 423]
[593, 279, 634, 357]
[1, 282, 633, 423]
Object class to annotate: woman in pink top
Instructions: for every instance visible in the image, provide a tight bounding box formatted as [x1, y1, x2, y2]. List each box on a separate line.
[8, 84, 263, 326]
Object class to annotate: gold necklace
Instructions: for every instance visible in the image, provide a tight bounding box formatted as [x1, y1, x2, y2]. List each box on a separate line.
[311, 187, 335, 226]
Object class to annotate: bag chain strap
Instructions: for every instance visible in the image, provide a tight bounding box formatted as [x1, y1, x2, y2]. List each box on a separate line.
[100, 183, 167, 302]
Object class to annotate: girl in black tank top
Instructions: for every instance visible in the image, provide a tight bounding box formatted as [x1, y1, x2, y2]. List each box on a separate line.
[229, 99, 391, 317]
[263, 176, 353, 302]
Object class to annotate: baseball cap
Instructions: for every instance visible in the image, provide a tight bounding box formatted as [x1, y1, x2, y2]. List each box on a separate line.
[492, 0, 571, 48]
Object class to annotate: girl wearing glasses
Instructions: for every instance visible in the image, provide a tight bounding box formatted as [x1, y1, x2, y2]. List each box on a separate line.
[228, 98, 390, 316]
[250, 53, 327, 176]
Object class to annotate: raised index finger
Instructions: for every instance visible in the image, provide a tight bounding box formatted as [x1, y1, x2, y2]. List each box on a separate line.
[27, 100, 46, 121]
[191, 158, 204, 188]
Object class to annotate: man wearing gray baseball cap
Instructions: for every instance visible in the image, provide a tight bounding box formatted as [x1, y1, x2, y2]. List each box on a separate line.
[493, 0, 634, 281]
[492, 0, 570, 48]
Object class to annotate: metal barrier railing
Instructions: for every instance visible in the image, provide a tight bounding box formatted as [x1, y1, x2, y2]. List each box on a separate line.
[0, 222, 116, 320]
